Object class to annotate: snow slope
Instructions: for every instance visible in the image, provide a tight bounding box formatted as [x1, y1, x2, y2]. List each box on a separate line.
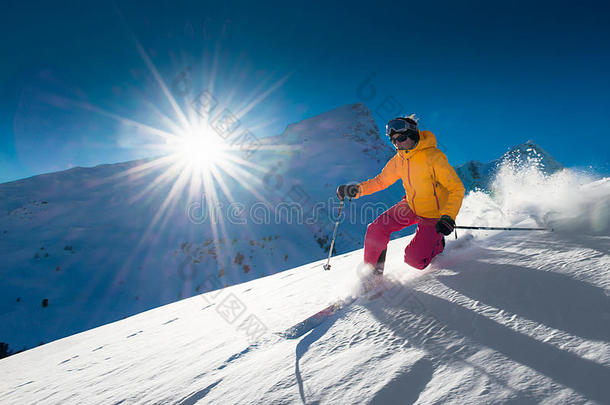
[1, 168, 608, 404]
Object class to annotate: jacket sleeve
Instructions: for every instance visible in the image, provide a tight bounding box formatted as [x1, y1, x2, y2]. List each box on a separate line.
[356, 155, 401, 198]
[432, 152, 465, 219]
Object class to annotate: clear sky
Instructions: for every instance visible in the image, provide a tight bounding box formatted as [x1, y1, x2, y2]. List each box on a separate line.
[1, 0, 609, 183]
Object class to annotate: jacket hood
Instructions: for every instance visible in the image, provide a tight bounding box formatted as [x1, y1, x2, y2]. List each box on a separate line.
[397, 130, 437, 159]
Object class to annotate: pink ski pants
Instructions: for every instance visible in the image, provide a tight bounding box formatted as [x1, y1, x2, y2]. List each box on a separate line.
[364, 198, 444, 270]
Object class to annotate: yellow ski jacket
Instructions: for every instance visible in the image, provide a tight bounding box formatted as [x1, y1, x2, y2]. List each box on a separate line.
[356, 130, 465, 219]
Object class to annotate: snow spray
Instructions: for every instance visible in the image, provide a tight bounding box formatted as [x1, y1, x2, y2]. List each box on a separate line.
[457, 156, 610, 237]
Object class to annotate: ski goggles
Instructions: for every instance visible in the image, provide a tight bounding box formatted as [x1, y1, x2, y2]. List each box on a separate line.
[386, 119, 418, 137]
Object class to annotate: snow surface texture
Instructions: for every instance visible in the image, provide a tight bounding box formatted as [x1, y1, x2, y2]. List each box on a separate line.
[1, 164, 608, 404]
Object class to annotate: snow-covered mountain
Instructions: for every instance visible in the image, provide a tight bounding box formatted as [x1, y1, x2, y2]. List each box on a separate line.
[1, 172, 608, 404]
[0, 103, 404, 354]
[455, 140, 564, 192]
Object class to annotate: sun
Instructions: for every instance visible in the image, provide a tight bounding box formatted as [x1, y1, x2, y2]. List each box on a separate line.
[170, 129, 228, 172]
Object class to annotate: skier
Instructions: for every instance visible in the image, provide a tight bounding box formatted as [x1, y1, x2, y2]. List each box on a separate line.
[337, 116, 465, 273]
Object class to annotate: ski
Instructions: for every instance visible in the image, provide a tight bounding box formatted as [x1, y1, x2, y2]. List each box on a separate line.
[276, 281, 391, 340]
[276, 297, 357, 339]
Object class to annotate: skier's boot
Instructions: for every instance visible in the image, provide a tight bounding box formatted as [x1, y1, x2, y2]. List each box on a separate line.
[374, 249, 387, 275]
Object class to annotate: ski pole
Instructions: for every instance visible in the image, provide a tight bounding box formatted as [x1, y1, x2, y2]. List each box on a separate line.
[455, 225, 553, 231]
[323, 199, 345, 271]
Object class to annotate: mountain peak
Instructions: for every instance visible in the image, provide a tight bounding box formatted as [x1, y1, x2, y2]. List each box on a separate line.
[283, 103, 376, 134]
[507, 139, 544, 154]
[268, 103, 383, 152]
[502, 140, 563, 172]
[455, 140, 565, 192]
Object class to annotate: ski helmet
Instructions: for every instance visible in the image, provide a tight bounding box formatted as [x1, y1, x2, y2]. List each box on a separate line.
[386, 116, 420, 144]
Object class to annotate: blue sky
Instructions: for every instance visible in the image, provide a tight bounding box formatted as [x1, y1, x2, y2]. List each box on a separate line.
[1, 0, 609, 183]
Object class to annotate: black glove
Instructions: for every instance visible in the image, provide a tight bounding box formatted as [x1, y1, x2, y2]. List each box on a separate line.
[336, 184, 359, 200]
[435, 215, 455, 235]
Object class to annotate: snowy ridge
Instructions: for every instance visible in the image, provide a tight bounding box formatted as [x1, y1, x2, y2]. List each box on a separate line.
[0, 167, 608, 404]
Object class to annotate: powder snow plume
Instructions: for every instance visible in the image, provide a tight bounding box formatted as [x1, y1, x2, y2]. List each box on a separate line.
[457, 153, 610, 237]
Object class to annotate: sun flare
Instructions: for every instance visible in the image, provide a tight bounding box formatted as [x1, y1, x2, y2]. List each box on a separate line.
[81, 31, 292, 280]
[172, 130, 227, 171]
